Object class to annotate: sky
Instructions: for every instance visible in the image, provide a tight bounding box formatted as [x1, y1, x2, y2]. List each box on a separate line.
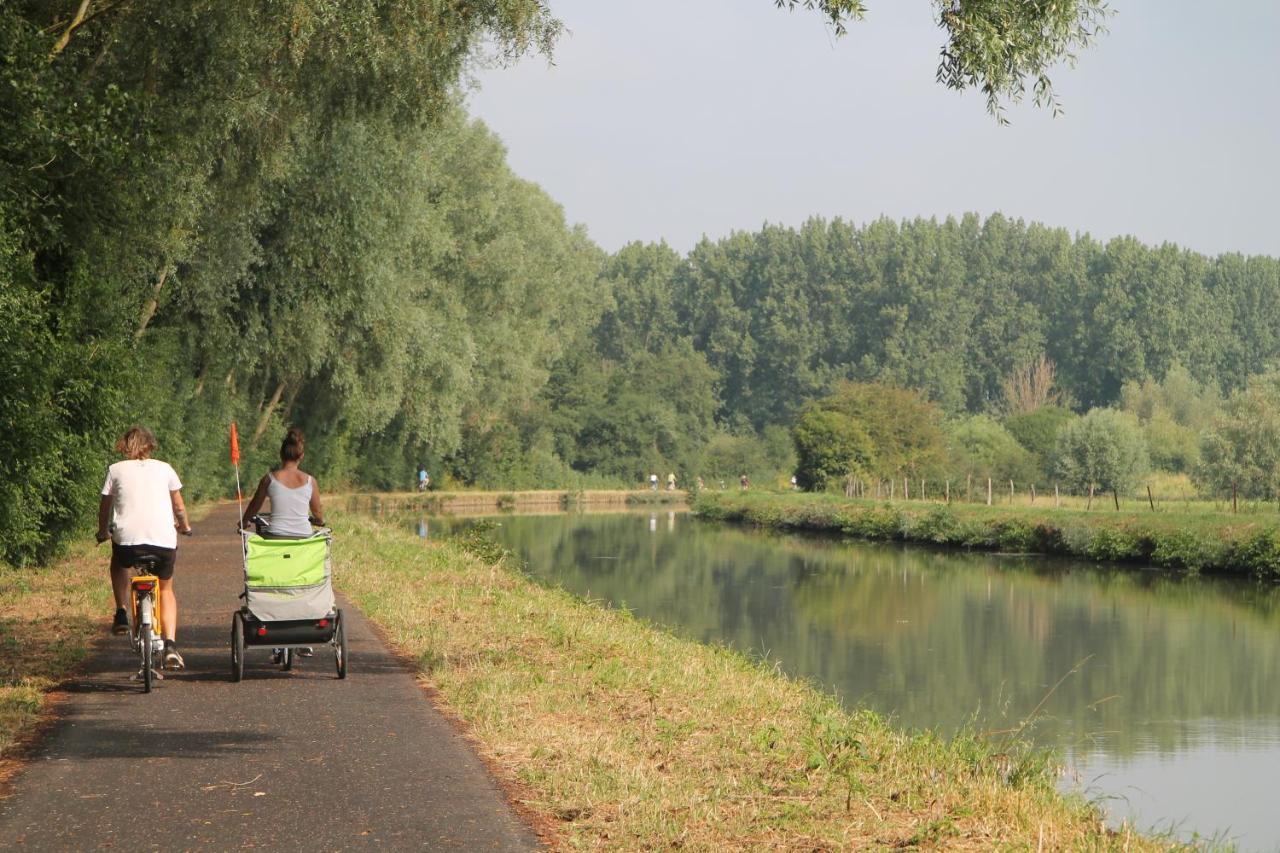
[466, 0, 1280, 258]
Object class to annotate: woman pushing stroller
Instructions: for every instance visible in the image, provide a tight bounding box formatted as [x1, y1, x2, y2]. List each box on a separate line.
[241, 428, 325, 537]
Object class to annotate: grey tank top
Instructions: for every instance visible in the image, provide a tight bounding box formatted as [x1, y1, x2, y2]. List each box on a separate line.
[266, 474, 313, 538]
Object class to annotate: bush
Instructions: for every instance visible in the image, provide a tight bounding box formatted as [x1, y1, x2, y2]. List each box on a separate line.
[792, 408, 874, 492]
[1054, 408, 1150, 496]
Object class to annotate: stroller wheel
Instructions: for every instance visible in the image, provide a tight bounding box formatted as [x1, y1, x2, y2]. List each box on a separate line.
[334, 610, 347, 679]
[230, 612, 245, 683]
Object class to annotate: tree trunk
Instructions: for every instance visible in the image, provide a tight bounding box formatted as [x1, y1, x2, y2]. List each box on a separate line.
[252, 380, 286, 444]
[51, 0, 93, 56]
[134, 263, 170, 340]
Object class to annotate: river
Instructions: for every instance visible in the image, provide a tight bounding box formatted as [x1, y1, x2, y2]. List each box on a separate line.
[414, 509, 1280, 849]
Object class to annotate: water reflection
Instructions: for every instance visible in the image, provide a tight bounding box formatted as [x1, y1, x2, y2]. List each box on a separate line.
[424, 510, 1280, 848]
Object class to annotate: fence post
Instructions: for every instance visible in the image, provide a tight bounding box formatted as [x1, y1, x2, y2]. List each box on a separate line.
[1009, 479, 1015, 505]
[945, 479, 950, 503]
[967, 474, 972, 502]
[1030, 484, 1036, 504]
[904, 478, 909, 500]
[1232, 481, 1238, 514]
[1055, 483, 1060, 507]
[1087, 484, 1094, 510]
[1147, 485, 1156, 512]
[987, 478, 992, 506]
[1113, 488, 1120, 511]
[920, 479, 925, 501]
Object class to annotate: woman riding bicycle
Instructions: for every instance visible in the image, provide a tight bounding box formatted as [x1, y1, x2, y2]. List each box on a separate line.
[96, 425, 192, 669]
[241, 428, 325, 538]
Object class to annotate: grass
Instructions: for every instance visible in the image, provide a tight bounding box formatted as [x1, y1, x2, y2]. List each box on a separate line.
[331, 508, 1161, 850]
[0, 540, 112, 765]
[694, 491, 1280, 578]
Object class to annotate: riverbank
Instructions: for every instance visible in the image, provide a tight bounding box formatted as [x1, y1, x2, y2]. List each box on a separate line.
[344, 488, 686, 515]
[331, 507, 1154, 849]
[694, 491, 1280, 578]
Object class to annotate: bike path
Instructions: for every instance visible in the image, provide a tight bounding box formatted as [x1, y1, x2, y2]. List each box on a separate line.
[0, 504, 541, 850]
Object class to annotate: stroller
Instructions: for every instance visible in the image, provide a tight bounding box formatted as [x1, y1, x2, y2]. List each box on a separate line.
[230, 516, 348, 680]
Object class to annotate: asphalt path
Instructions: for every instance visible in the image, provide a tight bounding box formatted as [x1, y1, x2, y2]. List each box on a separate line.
[0, 504, 540, 850]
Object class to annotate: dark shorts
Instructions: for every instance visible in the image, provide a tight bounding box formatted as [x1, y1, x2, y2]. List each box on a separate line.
[111, 543, 177, 580]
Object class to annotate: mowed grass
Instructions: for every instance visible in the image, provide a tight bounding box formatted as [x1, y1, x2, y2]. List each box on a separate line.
[0, 541, 112, 763]
[696, 491, 1280, 578]
[331, 510, 1160, 850]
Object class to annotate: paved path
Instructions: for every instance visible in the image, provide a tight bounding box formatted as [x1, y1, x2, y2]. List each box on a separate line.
[0, 505, 539, 850]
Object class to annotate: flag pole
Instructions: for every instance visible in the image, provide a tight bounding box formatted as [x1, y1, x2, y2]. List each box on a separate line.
[230, 421, 244, 525]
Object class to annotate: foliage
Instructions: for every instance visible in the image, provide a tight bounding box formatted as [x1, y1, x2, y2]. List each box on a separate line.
[775, 0, 1110, 120]
[1053, 409, 1151, 496]
[946, 415, 1038, 486]
[1195, 371, 1280, 500]
[1120, 365, 1221, 473]
[814, 382, 949, 480]
[1004, 406, 1075, 481]
[792, 409, 875, 491]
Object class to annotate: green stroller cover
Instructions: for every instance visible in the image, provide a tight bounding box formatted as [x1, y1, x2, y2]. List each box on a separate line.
[242, 531, 335, 621]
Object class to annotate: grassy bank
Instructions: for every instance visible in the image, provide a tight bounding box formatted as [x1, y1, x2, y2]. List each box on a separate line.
[694, 491, 1280, 579]
[331, 509, 1153, 849]
[344, 488, 687, 516]
[0, 541, 112, 770]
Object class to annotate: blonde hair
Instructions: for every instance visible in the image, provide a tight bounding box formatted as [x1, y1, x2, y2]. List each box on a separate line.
[116, 426, 157, 460]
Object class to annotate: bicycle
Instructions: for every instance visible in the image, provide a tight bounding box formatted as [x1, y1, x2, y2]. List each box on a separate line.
[123, 555, 166, 693]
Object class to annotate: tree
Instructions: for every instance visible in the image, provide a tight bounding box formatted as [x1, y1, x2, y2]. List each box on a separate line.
[818, 382, 949, 480]
[1195, 372, 1280, 501]
[775, 0, 1110, 119]
[947, 416, 1038, 486]
[792, 409, 875, 492]
[1054, 408, 1150, 498]
[1005, 406, 1076, 482]
[1120, 364, 1220, 473]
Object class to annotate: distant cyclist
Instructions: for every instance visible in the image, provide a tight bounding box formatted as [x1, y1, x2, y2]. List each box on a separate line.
[241, 428, 325, 538]
[96, 425, 192, 669]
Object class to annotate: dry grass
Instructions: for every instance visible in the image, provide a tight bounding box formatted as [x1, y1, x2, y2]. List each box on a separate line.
[331, 510, 1165, 850]
[0, 541, 111, 761]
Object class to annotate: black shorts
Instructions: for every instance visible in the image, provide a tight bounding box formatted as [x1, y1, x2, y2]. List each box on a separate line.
[111, 543, 177, 580]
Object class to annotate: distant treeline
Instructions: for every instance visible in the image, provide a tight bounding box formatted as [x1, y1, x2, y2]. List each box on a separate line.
[6, 4, 1280, 565]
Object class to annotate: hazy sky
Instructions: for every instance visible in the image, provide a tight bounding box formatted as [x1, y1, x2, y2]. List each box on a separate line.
[468, 0, 1279, 257]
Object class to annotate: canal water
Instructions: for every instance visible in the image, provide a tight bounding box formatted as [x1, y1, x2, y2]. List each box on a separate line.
[417, 509, 1280, 848]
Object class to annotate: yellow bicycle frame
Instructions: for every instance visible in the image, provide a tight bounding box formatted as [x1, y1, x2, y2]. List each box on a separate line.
[130, 574, 163, 642]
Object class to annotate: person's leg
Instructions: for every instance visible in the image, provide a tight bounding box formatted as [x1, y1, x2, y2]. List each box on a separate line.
[109, 546, 130, 634]
[158, 578, 177, 642]
[110, 559, 130, 610]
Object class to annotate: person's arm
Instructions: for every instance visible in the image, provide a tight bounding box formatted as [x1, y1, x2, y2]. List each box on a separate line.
[242, 476, 270, 528]
[171, 490, 192, 535]
[96, 495, 112, 544]
[309, 477, 325, 526]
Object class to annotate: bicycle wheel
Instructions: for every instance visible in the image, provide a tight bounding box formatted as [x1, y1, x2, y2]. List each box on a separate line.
[139, 598, 154, 694]
[230, 611, 245, 683]
[333, 609, 347, 679]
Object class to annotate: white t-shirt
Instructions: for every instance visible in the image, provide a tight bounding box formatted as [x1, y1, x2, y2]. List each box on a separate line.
[101, 459, 182, 548]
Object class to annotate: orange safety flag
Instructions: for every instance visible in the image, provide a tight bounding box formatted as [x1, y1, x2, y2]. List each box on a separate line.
[230, 421, 241, 465]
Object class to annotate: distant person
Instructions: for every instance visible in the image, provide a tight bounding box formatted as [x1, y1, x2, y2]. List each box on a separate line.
[417, 465, 429, 492]
[242, 428, 325, 538]
[649, 473, 658, 492]
[667, 472, 676, 491]
[96, 425, 192, 669]
[740, 474, 750, 491]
